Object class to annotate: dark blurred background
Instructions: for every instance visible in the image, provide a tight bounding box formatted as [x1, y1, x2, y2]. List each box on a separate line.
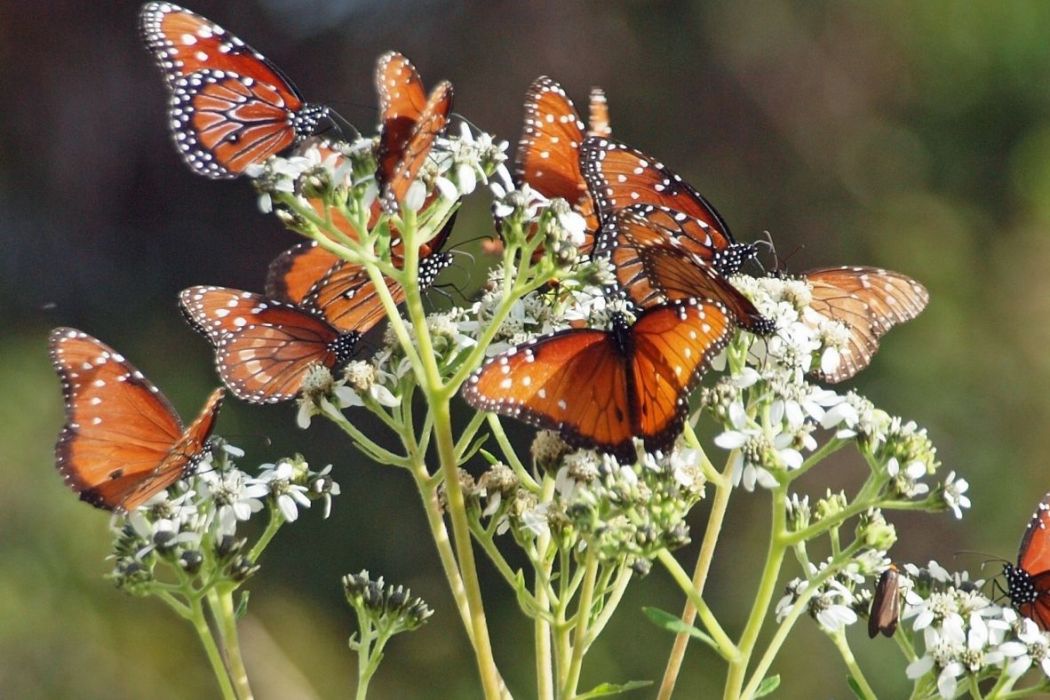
[4, 0, 1050, 697]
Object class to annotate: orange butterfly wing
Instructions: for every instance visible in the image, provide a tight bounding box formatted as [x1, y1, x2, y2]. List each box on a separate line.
[49, 328, 224, 512]
[805, 266, 928, 383]
[180, 286, 358, 403]
[628, 299, 732, 450]
[140, 2, 304, 107]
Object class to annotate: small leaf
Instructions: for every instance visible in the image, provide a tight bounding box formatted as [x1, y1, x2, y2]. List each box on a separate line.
[460, 434, 490, 463]
[478, 449, 501, 466]
[234, 591, 250, 620]
[643, 607, 715, 645]
[754, 674, 780, 697]
[846, 675, 864, 699]
[575, 680, 652, 699]
[513, 570, 552, 622]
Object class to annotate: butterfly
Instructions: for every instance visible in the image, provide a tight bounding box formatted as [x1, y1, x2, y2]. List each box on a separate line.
[596, 204, 775, 335]
[49, 327, 224, 512]
[802, 266, 928, 383]
[580, 136, 758, 275]
[868, 564, 901, 638]
[375, 51, 454, 213]
[140, 2, 333, 178]
[462, 298, 732, 459]
[179, 286, 360, 403]
[514, 76, 602, 254]
[587, 87, 611, 138]
[1004, 492, 1050, 629]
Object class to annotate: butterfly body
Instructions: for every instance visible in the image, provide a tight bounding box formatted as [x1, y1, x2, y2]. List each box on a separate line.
[463, 298, 731, 459]
[49, 327, 224, 512]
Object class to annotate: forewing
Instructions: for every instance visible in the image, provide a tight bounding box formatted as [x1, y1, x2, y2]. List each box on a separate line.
[629, 299, 732, 453]
[380, 81, 453, 213]
[462, 329, 634, 455]
[375, 51, 428, 186]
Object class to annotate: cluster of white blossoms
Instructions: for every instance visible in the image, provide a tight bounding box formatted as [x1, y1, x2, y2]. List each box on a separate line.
[898, 562, 1050, 698]
[465, 432, 707, 570]
[109, 443, 340, 590]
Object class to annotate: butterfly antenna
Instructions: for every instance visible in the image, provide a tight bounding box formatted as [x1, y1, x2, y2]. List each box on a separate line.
[324, 109, 362, 142]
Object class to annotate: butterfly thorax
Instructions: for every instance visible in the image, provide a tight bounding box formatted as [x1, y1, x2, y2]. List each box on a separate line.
[329, 331, 362, 370]
[420, 253, 454, 290]
[609, 312, 633, 356]
[1004, 563, 1039, 605]
[713, 242, 758, 276]
[293, 104, 331, 139]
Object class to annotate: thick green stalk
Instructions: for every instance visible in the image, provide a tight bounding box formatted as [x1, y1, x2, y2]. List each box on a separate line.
[723, 485, 789, 700]
[657, 457, 735, 699]
[189, 598, 239, 700]
[534, 477, 558, 700]
[214, 588, 254, 700]
[656, 549, 739, 662]
[830, 630, 876, 700]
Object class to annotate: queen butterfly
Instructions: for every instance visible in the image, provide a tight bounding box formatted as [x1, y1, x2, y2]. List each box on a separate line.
[514, 77, 602, 254]
[462, 298, 732, 459]
[49, 327, 224, 512]
[596, 204, 774, 335]
[179, 286, 360, 403]
[140, 2, 332, 178]
[580, 136, 757, 275]
[375, 52, 454, 213]
[587, 87, 611, 138]
[1004, 493, 1050, 629]
[803, 267, 928, 383]
[868, 564, 901, 638]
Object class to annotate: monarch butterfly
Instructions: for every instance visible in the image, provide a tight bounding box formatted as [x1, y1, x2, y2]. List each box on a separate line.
[462, 298, 732, 459]
[596, 204, 774, 335]
[580, 136, 757, 275]
[868, 564, 901, 638]
[514, 76, 603, 254]
[179, 286, 360, 403]
[803, 267, 928, 383]
[49, 327, 224, 512]
[140, 2, 333, 178]
[375, 52, 454, 213]
[1004, 492, 1050, 629]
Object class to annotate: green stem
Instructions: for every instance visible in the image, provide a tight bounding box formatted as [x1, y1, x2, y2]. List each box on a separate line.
[454, 410, 490, 462]
[724, 485, 789, 700]
[657, 455, 735, 700]
[487, 414, 540, 491]
[469, 518, 532, 600]
[830, 630, 877, 700]
[656, 549, 739, 662]
[788, 438, 847, 481]
[584, 565, 632, 650]
[321, 402, 408, 467]
[213, 587, 254, 700]
[248, 508, 284, 563]
[189, 598, 239, 700]
[534, 478, 557, 700]
[562, 553, 599, 699]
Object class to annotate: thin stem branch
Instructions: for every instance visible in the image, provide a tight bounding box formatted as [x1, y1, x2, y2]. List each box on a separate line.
[831, 630, 877, 700]
[657, 455, 736, 699]
[534, 477, 558, 700]
[656, 549, 739, 662]
[487, 414, 540, 491]
[189, 598, 239, 700]
[562, 553, 599, 699]
[213, 587, 254, 700]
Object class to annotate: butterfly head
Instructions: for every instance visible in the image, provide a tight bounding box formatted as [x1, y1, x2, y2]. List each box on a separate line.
[294, 103, 333, 139]
[713, 242, 759, 277]
[329, 331, 362, 370]
[420, 253, 455, 290]
[1004, 562, 1038, 606]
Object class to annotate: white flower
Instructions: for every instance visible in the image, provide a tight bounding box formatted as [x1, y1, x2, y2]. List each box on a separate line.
[999, 617, 1050, 679]
[258, 461, 311, 522]
[942, 471, 971, 519]
[198, 469, 268, 537]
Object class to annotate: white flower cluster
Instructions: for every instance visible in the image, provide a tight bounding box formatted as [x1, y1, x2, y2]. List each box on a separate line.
[472, 441, 706, 568]
[109, 445, 340, 588]
[900, 562, 1050, 698]
[775, 552, 890, 633]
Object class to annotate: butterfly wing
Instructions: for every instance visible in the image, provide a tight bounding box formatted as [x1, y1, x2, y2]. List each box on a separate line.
[375, 52, 428, 188]
[628, 299, 732, 453]
[580, 136, 750, 272]
[598, 206, 771, 333]
[587, 87, 612, 138]
[140, 2, 305, 107]
[179, 286, 358, 403]
[463, 329, 634, 456]
[806, 267, 928, 383]
[170, 70, 306, 178]
[49, 328, 223, 511]
[380, 81, 454, 213]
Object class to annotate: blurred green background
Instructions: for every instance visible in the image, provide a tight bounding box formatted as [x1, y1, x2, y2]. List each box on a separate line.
[3, 0, 1050, 696]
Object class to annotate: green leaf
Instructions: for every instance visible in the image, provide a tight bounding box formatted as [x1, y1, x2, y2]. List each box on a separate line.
[461, 434, 490, 462]
[846, 675, 864, 699]
[478, 449, 501, 466]
[234, 591, 250, 620]
[754, 674, 780, 698]
[642, 607, 716, 646]
[575, 680, 652, 699]
[512, 570, 552, 622]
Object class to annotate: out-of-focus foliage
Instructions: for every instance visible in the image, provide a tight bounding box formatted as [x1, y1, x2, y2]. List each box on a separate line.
[4, 0, 1050, 696]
